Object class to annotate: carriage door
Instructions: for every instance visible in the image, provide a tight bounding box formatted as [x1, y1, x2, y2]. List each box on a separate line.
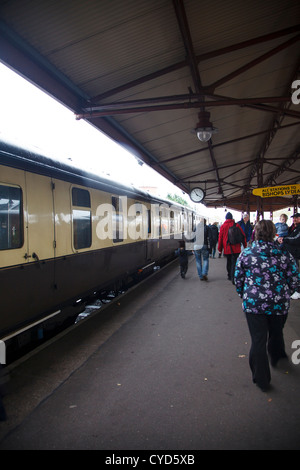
[24, 171, 56, 291]
[146, 207, 153, 261]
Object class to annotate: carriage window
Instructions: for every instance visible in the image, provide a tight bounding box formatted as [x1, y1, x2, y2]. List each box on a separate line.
[72, 187, 91, 207]
[160, 206, 169, 236]
[0, 184, 23, 250]
[72, 188, 91, 249]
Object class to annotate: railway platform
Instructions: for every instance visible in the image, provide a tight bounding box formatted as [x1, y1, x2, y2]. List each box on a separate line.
[0, 255, 299, 450]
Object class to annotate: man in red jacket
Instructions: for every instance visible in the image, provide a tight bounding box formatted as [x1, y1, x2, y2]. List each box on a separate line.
[218, 212, 247, 283]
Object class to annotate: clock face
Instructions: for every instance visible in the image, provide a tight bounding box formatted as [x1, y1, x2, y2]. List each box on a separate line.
[190, 187, 205, 203]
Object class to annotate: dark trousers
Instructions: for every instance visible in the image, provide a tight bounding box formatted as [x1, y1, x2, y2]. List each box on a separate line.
[180, 262, 188, 277]
[245, 313, 287, 388]
[225, 253, 239, 282]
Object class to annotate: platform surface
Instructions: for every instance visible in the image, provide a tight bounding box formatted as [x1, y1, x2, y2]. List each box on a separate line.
[0, 256, 299, 450]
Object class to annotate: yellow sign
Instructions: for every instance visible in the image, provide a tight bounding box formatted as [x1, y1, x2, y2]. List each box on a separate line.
[253, 184, 300, 198]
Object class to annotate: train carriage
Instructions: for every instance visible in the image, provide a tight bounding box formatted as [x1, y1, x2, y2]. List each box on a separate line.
[0, 139, 199, 346]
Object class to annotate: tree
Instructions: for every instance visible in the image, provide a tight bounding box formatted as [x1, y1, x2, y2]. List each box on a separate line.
[167, 193, 189, 206]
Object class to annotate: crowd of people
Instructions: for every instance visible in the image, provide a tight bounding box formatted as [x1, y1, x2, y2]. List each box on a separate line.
[175, 211, 300, 291]
[175, 210, 300, 392]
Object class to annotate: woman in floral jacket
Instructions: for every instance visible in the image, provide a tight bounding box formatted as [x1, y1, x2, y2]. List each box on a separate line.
[234, 219, 300, 392]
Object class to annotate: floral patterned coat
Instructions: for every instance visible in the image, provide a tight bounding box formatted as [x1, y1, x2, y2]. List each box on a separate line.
[234, 240, 300, 315]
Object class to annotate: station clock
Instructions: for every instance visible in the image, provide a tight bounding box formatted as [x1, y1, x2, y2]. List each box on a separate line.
[189, 187, 205, 203]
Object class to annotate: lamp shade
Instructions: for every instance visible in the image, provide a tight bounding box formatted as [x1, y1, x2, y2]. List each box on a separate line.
[195, 111, 217, 142]
[197, 129, 212, 142]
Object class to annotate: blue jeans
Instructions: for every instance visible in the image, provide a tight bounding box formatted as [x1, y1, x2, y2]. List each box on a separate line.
[194, 246, 209, 279]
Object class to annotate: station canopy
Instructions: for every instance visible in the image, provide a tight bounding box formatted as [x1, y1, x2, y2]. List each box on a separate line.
[1, 0, 299, 213]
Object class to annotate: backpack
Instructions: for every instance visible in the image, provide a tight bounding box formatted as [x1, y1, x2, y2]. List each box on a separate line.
[227, 223, 244, 245]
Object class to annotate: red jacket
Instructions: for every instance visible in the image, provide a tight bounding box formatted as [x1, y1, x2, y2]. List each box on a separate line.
[218, 219, 247, 255]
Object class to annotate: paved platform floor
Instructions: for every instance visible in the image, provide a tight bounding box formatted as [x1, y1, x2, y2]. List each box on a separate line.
[0, 256, 299, 450]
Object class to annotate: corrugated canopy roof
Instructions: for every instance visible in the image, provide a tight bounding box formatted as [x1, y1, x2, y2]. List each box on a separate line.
[1, 0, 299, 213]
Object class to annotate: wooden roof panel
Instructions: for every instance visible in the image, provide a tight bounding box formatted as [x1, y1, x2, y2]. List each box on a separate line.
[0, 0, 299, 212]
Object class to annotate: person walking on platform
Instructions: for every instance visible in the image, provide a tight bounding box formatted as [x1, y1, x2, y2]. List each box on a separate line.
[234, 219, 300, 392]
[237, 213, 253, 246]
[277, 212, 300, 299]
[210, 222, 219, 258]
[175, 240, 189, 279]
[193, 218, 213, 281]
[217, 212, 246, 282]
[277, 213, 300, 264]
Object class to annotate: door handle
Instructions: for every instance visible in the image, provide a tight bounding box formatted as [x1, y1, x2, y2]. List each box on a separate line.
[24, 252, 40, 263]
[32, 252, 40, 262]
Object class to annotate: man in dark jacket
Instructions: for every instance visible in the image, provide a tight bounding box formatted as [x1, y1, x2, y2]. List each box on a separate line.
[278, 213, 300, 299]
[278, 212, 300, 266]
[237, 213, 253, 245]
[210, 222, 219, 258]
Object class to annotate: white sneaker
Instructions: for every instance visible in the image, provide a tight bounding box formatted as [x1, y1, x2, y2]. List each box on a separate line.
[291, 292, 300, 299]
